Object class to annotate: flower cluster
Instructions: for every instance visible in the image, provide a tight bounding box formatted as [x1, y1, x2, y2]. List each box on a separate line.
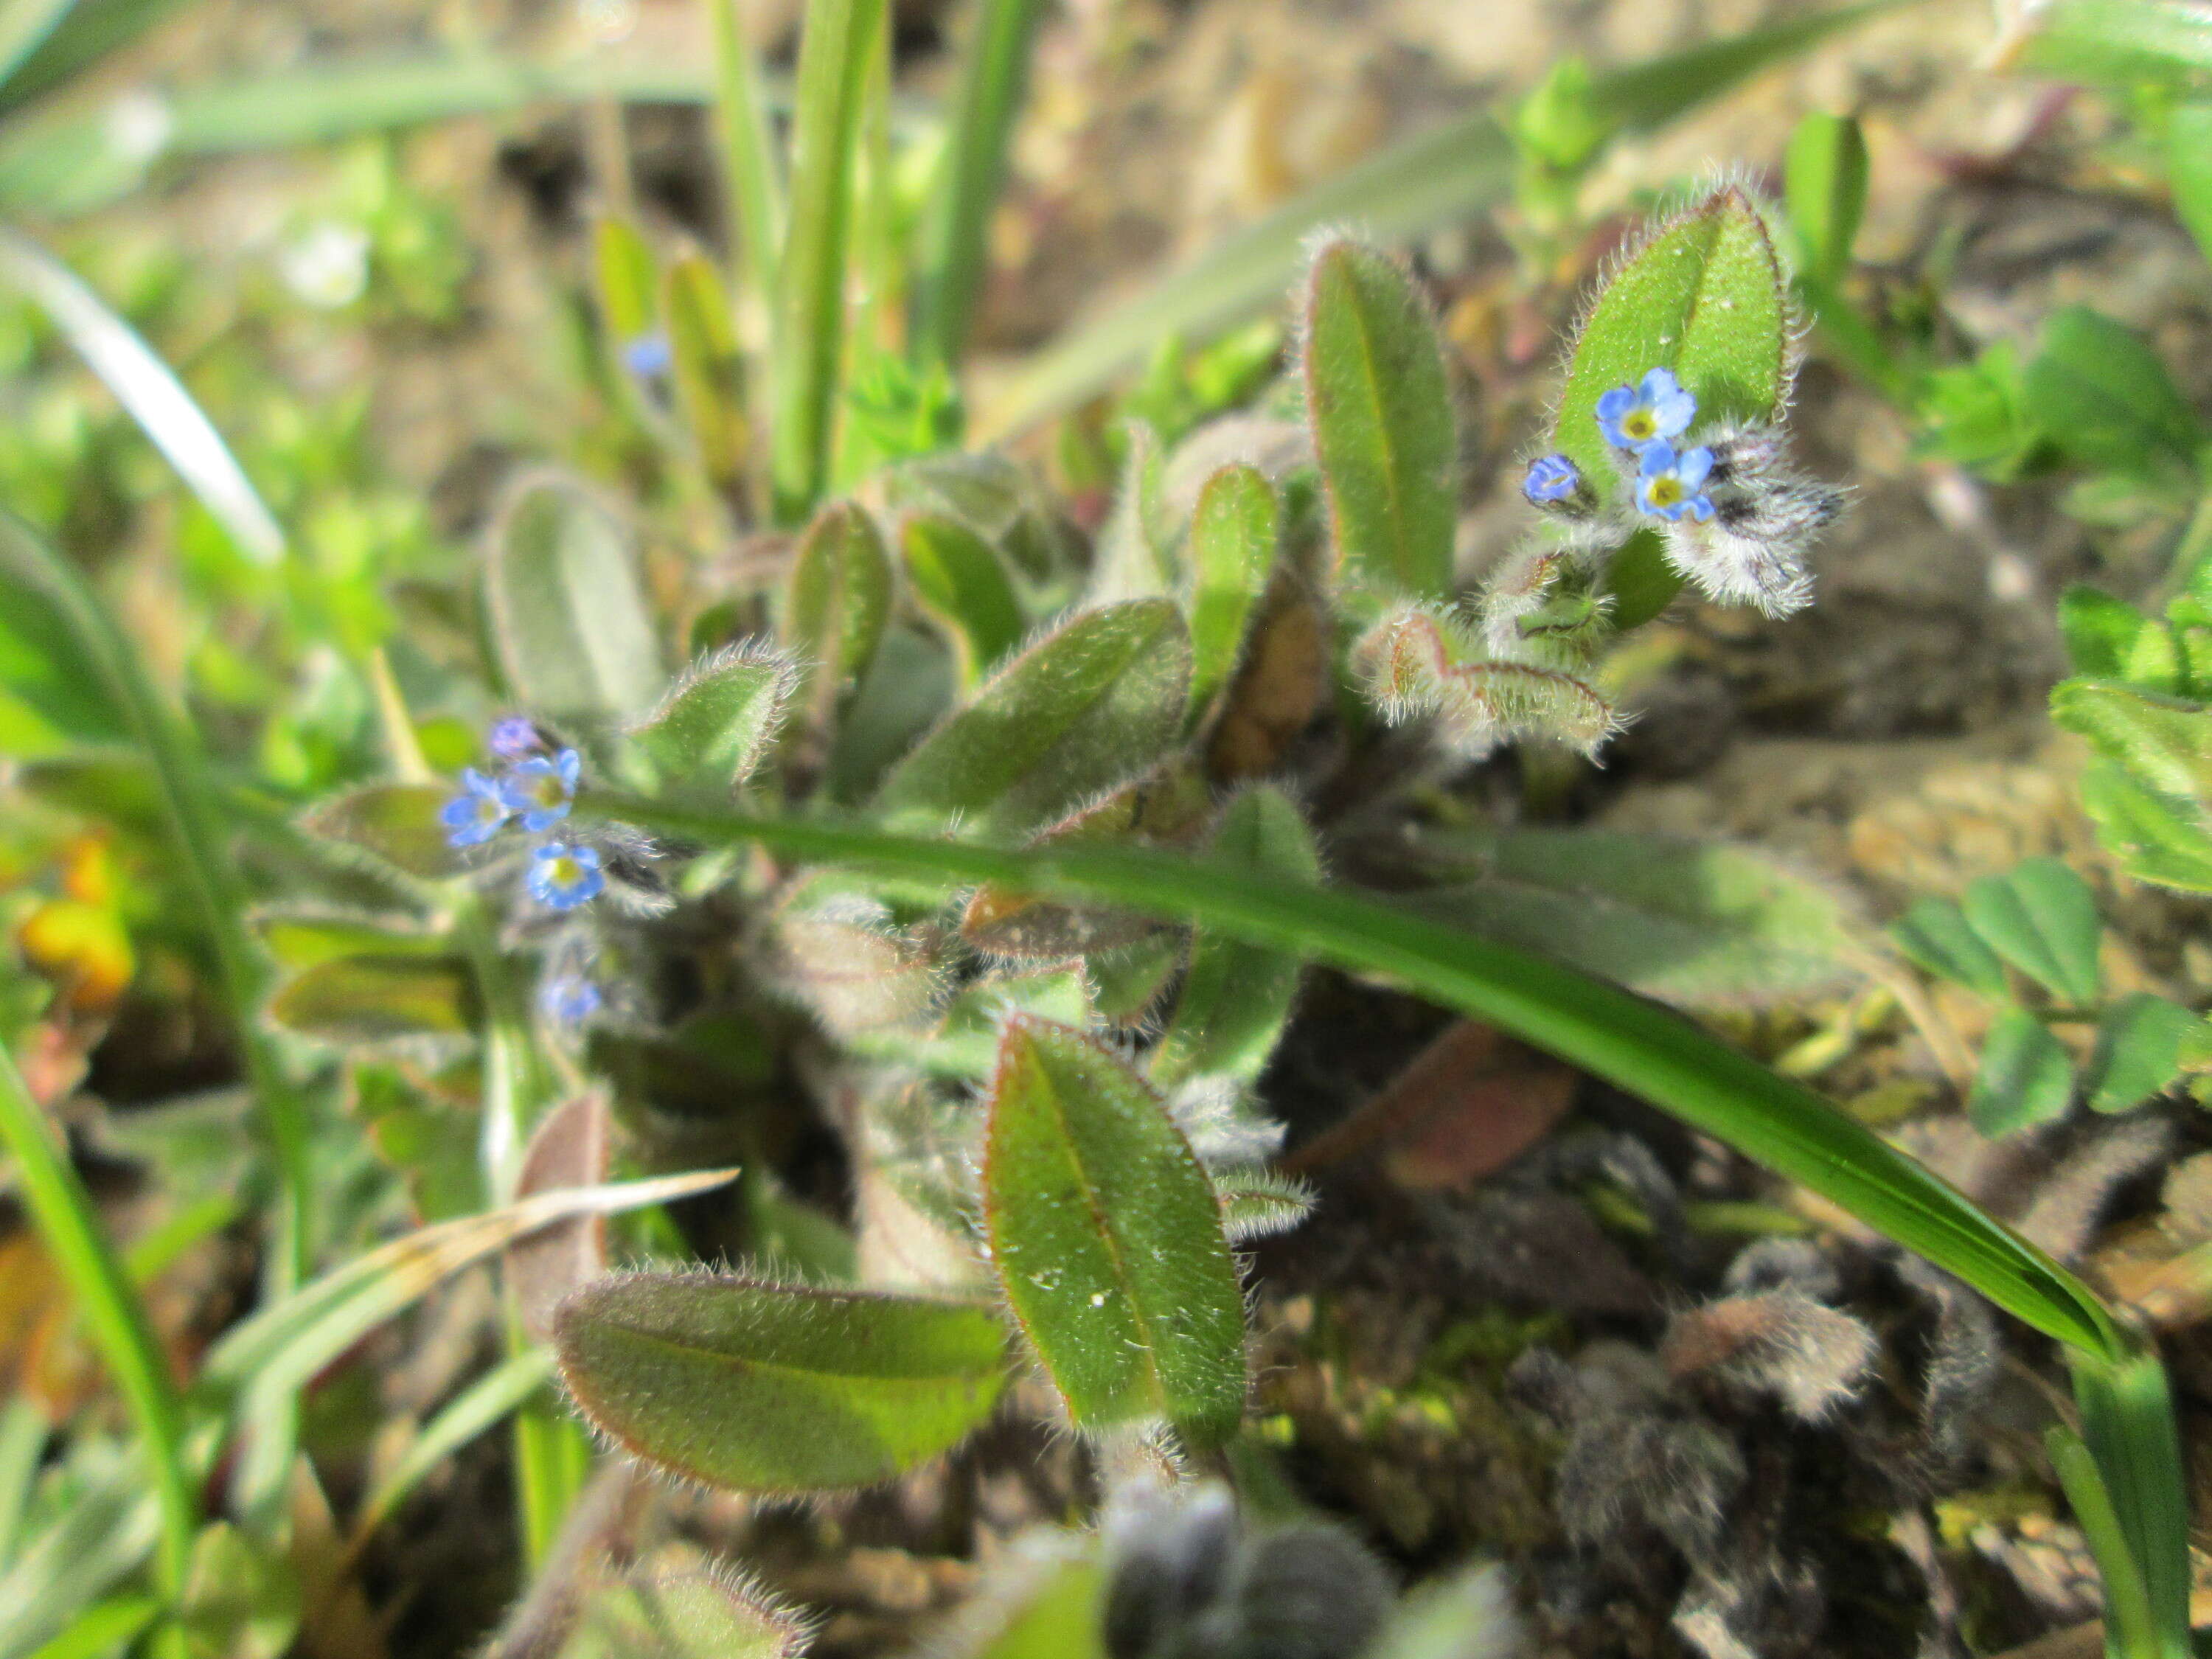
[1519, 365, 1843, 619]
[439, 719, 610, 1025]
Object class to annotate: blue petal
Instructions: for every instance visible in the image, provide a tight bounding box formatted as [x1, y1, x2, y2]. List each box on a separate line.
[1638, 442, 1677, 477]
[522, 805, 569, 833]
[1683, 493, 1716, 523]
[556, 748, 581, 791]
[463, 768, 501, 800]
[1596, 385, 1635, 420]
[1676, 445, 1714, 490]
[1638, 366, 1681, 403]
[1651, 389, 1697, 437]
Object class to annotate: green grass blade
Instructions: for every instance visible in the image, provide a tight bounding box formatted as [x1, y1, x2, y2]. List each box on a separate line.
[0, 509, 310, 1284]
[770, 0, 889, 523]
[0, 228, 282, 566]
[976, 0, 1895, 439]
[0, 50, 817, 217]
[2071, 1346, 2194, 1658]
[347, 1348, 556, 1551]
[585, 795, 2125, 1361]
[0, 1042, 195, 1621]
[909, 0, 1048, 371]
[0, 0, 182, 116]
[709, 0, 787, 317]
[0, 0, 77, 96]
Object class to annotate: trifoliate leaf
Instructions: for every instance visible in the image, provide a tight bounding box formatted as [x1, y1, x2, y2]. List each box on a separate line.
[2086, 994, 2199, 1116]
[1961, 859, 2103, 1006]
[1967, 1009, 2074, 1136]
[1892, 897, 2010, 1001]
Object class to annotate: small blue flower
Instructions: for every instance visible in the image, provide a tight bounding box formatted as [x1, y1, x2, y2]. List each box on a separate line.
[622, 332, 672, 380]
[500, 747, 581, 832]
[1523, 453, 1585, 507]
[1635, 441, 1717, 523]
[1596, 366, 1697, 452]
[439, 768, 511, 847]
[489, 717, 544, 761]
[540, 973, 602, 1025]
[528, 843, 604, 911]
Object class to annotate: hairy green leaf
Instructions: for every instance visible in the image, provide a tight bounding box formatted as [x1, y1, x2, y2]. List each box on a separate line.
[1962, 859, 2103, 1006]
[2087, 995, 2199, 1116]
[1554, 187, 1789, 494]
[1301, 240, 1456, 601]
[300, 783, 467, 882]
[251, 911, 446, 971]
[554, 1274, 1007, 1492]
[565, 1563, 811, 1659]
[1183, 465, 1279, 727]
[628, 645, 795, 793]
[1411, 826, 1857, 1008]
[592, 215, 659, 353]
[2168, 102, 2212, 272]
[983, 1019, 1247, 1443]
[1969, 1009, 2074, 1136]
[875, 599, 1192, 837]
[902, 512, 1023, 686]
[268, 953, 479, 1044]
[0, 508, 127, 757]
[488, 478, 664, 722]
[1891, 897, 2011, 1001]
[1150, 787, 1318, 1088]
[2076, 757, 2212, 894]
[2051, 678, 2212, 803]
[785, 501, 894, 714]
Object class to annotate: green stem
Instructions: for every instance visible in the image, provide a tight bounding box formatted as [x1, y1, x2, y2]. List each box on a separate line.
[708, 0, 785, 327]
[0, 1043, 197, 1615]
[453, 902, 582, 1566]
[908, 0, 1048, 373]
[582, 793, 2125, 1361]
[768, 0, 888, 524]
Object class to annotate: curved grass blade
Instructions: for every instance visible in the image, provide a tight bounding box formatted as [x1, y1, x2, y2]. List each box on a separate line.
[977, 1, 1895, 438]
[585, 794, 2126, 1363]
[0, 0, 181, 116]
[709, 0, 787, 316]
[345, 1347, 556, 1556]
[0, 1037, 194, 1623]
[909, 0, 1048, 371]
[0, 227, 282, 566]
[2070, 1346, 2194, 1659]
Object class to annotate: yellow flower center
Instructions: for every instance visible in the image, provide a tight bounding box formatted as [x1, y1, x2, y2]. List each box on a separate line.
[1622, 410, 1655, 439]
[547, 855, 582, 886]
[531, 773, 565, 807]
[1647, 475, 1683, 507]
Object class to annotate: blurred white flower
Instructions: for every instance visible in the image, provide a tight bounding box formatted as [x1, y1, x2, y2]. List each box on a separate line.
[105, 91, 174, 167]
[279, 221, 372, 310]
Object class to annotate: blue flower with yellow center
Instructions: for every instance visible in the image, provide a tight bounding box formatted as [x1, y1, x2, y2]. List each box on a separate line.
[1523, 453, 1584, 507]
[1596, 367, 1696, 452]
[500, 748, 581, 832]
[622, 332, 672, 380]
[1635, 441, 1717, 523]
[528, 843, 604, 911]
[439, 769, 511, 848]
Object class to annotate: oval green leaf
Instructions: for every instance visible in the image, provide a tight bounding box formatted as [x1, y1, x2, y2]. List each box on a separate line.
[627, 644, 796, 793]
[902, 512, 1024, 687]
[1968, 1008, 2074, 1137]
[1150, 787, 1319, 1087]
[268, 953, 478, 1044]
[983, 1018, 1247, 1444]
[1183, 464, 1279, 728]
[1553, 187, 1788, 495]
[488, 477, 664, 722]
[1301, 240, 1456, 602]
[554, 1274, 1009, 1493]
[783, 501, 894, 714]
[874, 599, 1192, 838]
